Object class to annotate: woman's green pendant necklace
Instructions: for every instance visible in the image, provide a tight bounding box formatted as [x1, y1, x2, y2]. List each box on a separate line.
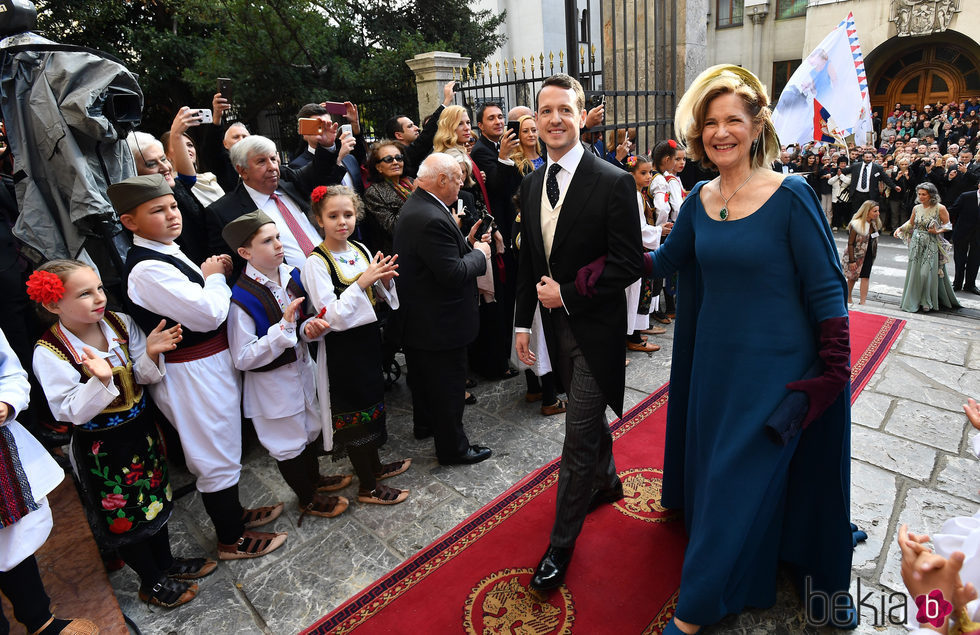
[719, 171, 755, 221]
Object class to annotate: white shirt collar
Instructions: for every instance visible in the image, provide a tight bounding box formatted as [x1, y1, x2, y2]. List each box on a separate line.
[243, 182, 281, 207]
[244, 262, 292, 288]
[546, 141, 585, 177]
[55, 319, 125, 364]
[132, 235, 181, 255]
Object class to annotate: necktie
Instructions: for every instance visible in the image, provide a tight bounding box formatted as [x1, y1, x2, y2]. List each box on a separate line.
[859, 163, 870, 191]
[547, 163, 562, 208]
[270, 192, 315, 257]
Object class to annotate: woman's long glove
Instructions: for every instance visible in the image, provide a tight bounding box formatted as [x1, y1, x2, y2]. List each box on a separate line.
[574, 255, 605, 297]
[784, 316, 851, 430]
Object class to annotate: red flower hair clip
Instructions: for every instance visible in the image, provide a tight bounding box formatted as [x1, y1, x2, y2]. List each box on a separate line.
[311, 186, 328, 203]
[667, 139, 677, 149]
[626, 155, 638, 169]
[26, 270, 65, 305]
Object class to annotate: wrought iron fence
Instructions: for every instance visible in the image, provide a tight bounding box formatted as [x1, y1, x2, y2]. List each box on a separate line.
[452, 0, 678, 157]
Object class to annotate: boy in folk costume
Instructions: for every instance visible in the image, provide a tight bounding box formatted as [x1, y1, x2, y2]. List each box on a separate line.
[222, 211, 351, 524]
[110, 174, 286, 560]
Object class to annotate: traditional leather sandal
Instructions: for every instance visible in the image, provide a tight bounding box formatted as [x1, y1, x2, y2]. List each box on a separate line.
[30, 617, 99, 635]
[241, 502, 284, 529]
[297, 493, 349, 526]
[540, 399, 568, 416]
[315, 473, 353, 492]
[375, 458, 411, 481]
[358, 484, 409, 505]
[641, 326, 667, 335]
[217, 529, 287, 560]
[627, 341, 660, 352]
[166, 557, 217, 580]
[138, 577, 198, 608]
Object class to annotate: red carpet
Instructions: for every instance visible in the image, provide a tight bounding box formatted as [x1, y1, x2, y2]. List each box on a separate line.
[304, 310, 903, 635]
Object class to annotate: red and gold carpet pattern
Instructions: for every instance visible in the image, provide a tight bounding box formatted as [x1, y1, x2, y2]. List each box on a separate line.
[304, 310, 903, 634]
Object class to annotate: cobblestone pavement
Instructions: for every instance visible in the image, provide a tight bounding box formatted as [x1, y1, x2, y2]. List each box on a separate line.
[108, 299, 980, 634]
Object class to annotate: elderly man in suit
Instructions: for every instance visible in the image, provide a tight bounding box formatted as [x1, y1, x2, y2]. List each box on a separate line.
[949, 181, 980, 294]
[514, 74, 643, 591]
[392, 152, 494, 466]
[845, 149, 899, 212]
[205, 131, 354, 270]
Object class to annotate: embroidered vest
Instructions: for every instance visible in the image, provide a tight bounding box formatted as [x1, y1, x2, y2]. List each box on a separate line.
[35, 311, 147, 431]
[230, 268, 305, 372]
[124, 245, 225, 349]
[311, 241, 376, 306]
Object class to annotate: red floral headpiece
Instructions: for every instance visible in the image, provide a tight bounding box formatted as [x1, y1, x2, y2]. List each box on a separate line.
[26, 270, 65, 305]
[311, 186, 328, 204]
[667, 139, 677, 149]
[625, 155, 638, 169]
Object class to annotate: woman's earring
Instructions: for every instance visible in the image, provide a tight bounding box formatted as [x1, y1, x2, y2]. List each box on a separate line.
[751, 137, 759, 156]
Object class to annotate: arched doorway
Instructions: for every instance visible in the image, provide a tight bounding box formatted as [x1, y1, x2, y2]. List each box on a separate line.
[867, 34, 980, 114]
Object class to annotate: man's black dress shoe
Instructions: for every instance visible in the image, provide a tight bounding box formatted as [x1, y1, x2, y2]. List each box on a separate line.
[954, 282, 963, 291]
[967, 287, 980, 296]
[587, 478, 624, 512]
[438, 445, 492, 465]
[530, 545, 573, 591]
[413, 427, 432, 439]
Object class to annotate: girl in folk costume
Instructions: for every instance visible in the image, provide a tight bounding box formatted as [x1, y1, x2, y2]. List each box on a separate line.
[841, 200, 883, 305]
[222, 212, 350, 526]
[624, 154, 669, 354]
[0, 327, 98, 635]
[303, 186, 411, 505]
[649, 140, 679, 324]
[29, 261, 214, 609]
[663, 142, 687, 317]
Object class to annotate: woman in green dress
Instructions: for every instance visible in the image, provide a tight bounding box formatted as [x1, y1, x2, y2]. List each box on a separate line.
[894, 182, 961, 312]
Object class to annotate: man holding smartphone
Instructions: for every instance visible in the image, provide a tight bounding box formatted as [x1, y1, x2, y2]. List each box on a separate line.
[290, 101, 366, 194]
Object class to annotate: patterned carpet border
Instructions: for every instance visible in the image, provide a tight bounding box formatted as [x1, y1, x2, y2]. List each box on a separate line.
[303, 384, 670, 635]
[849, 313, 905, 401]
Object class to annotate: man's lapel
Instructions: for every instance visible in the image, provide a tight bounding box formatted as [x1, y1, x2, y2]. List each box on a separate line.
[524, 168, 546, 264]
[552, 151, 600, 256]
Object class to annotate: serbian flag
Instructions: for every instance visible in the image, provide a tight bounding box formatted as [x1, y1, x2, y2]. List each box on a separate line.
[773, 13, 872, 147]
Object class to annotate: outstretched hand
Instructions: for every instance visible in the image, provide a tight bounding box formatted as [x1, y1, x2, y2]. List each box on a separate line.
[965, 398, 980, 431]
[358, 252, 399, 290]
[898, 524, 977, 628]
[146, 319, 182, 358]
[283, 297, 305, 324]
[81, 347, 113, 387]
[303, 318, 330, 340]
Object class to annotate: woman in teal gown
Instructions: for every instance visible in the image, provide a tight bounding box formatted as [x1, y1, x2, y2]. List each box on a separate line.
[895, 183, 961, 312]
[647, 66, 854, 634]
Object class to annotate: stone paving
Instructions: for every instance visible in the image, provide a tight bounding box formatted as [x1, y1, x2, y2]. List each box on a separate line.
[107, 297, 980, 634]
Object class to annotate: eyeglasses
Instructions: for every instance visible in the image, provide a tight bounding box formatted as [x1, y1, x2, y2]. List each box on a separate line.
[377, 154, 404, 164]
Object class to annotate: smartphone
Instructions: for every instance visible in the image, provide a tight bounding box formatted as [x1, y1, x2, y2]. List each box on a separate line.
[324, 101, 347, 117]
[340, 123, 353, 137]
[453, 81, 462, 92]
[216, 77, 232, 102]
[586, 93, 605, 111]
[195, 109, 213, 124]
[298, 118, 322, 135]
[506, 120, 520, 138]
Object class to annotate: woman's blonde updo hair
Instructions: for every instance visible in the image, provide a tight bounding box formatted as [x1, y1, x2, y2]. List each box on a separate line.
[433, 105, 469, 154]
[674, 64, 780, 171]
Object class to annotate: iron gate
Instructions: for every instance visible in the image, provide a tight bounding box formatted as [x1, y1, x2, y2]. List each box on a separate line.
[454, 0, 678, 156]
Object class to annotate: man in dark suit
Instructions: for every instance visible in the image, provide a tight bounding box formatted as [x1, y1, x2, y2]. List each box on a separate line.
[948, 182, 980, 294]
[772, 149, 796, 174]
[205, 131, 352, 270]
[392, 152, 494, 466]
[845, 150, 899, 212]
[289, 102, 367, 194]
[514, 74, 643, 591]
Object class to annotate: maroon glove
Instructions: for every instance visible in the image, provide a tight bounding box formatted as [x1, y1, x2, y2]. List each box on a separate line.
[785, 316, 850, 430]
[642, 251, 654, 277]
[574, 255, 606, 297]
